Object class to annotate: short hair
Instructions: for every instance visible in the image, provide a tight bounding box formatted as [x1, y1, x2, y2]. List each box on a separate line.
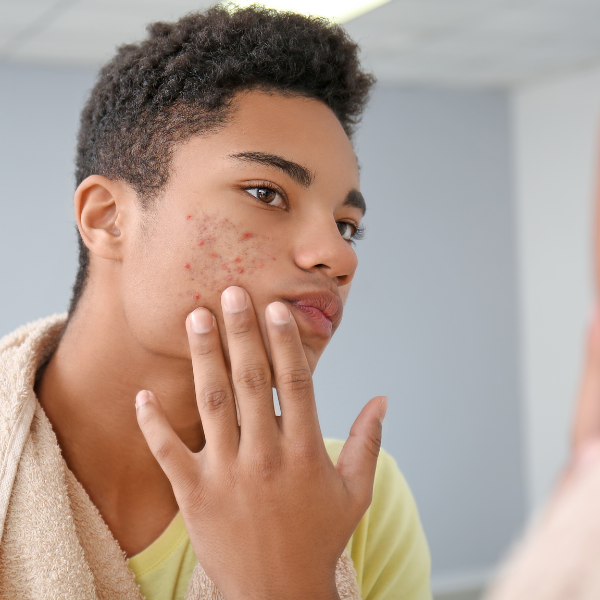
[69, 4, 375, 317]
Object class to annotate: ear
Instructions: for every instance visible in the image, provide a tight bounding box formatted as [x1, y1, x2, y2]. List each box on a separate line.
[75, 175, 131, 262]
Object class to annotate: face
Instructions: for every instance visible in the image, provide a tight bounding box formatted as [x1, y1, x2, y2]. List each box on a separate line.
[119, 90, 365, 372]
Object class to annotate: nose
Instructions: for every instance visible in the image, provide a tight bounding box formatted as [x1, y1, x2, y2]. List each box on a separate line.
[293, 213, 358, 286]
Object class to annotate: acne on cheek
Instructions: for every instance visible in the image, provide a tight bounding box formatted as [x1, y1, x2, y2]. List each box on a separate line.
[180, 213, 276, 296]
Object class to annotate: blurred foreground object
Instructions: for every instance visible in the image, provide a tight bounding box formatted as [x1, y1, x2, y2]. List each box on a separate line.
[485, 164, 600, 597]
[485, 439, 600, 600]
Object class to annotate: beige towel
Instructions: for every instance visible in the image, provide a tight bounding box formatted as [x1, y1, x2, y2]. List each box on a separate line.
[0, 315, 362, 599]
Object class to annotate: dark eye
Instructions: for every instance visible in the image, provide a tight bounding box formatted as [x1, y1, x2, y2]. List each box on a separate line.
[246, 187, 285, 208]
[337, 222, 356, 241]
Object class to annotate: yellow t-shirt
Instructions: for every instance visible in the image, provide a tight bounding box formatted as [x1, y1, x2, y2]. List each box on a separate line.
[128, 440, 431, 600]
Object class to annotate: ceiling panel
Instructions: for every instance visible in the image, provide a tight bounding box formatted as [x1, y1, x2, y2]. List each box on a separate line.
[4, 0, 600, 87]
[3, 0, 216, 63]
[0, 0, 58, 51]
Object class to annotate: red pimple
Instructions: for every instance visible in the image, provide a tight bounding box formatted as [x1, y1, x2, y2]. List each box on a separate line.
[234, 256, 242, 263]
[210, 253, 218, 259]
[237, 267, 245, 274]
[241, 232, 253, 241]
[184, 263, 191, 269]
[185, 214, 192, 220]
[193, 293, 201, 301]
[198, 240, 205, 246]
[258, 262, 264, 268]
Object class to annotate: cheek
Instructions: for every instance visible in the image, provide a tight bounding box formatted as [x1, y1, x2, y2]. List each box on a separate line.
[178, 213, 277, 304]
[120, 213, 281, 358]
[339, 284, 351, 306]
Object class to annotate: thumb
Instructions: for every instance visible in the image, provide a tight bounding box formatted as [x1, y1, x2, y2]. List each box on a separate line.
[135, 390, 195, 488]
[336, 396, 386, 503]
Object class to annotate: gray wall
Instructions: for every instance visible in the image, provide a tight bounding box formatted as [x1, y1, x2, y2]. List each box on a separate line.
[0, 66, 525, 585]
[0, 65, 95, 332]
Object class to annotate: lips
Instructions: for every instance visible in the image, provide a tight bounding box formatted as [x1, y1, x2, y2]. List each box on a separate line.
[285, 291, 343, 338]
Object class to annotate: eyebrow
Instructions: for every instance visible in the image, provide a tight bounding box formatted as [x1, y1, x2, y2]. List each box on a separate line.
[228, 150, 366, 215]
[344, 189, 366, 216]
[228, 151, 314, 187]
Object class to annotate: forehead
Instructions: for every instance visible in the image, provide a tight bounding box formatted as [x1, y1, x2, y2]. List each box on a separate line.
[173, 90, 361, 189]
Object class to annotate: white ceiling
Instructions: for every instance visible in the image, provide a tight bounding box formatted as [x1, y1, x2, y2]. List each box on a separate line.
[2, 0, 600, 87]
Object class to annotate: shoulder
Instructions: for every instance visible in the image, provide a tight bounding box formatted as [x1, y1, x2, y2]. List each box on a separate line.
[324, 439, 432, 600]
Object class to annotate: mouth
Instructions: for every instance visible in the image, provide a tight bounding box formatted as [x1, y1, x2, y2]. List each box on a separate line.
[284, 291, 343, 338]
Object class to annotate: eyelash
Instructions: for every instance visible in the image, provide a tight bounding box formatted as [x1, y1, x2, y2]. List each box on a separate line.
[350, 223, 366, 242]
[242, 181, 365, 243]
[244, 181, 287, 207]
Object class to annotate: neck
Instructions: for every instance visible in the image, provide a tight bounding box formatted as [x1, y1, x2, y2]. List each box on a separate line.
[35, 281, 204, 555]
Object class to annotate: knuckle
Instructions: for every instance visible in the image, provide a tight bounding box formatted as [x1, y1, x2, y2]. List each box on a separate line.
[229, 317, 253, 337]
[277, 366, 313, 394]
[289, 440, 322, 464]
[153, 439, 175, 464]
[192, 338, 216, 358]
[249, 451, 282, 480]
[201, 386, 231, 413]
[363, 431, 382, 461]
[236, 366, 271, 392]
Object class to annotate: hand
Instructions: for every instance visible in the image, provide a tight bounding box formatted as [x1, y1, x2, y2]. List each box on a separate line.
[485, 308, 600, 600]
[135, 286, 386, 600]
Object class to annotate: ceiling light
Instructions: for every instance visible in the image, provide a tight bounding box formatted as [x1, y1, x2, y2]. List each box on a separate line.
[226, 0, 393, 23]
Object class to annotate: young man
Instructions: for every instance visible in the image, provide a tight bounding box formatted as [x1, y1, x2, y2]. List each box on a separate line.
[0, 6, 430, 599]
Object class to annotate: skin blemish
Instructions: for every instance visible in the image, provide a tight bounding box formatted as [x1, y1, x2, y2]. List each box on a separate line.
[258, 262, 264, 268]
[185, 214, 192, 220]
[193, 293, 201, 301]
[184, 263, 191, 269]
[241, 232, 253, 241]
[198, 240, 205, 246]
[210, 253, 218, 259]
[221, 263, 230, 271]
[234, 256, 242, 263]
[237, 267, 245, 274]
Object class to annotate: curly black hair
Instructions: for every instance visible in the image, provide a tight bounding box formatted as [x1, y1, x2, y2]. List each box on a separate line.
[69, 4, 375, 316]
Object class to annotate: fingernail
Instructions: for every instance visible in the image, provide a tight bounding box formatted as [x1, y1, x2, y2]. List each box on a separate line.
[222, 286, 247, 313]
[378, 396, 388, 423]
[136, 390, 150, 409]
[267, 302, 291, 325]
[190, 307, 214, 333]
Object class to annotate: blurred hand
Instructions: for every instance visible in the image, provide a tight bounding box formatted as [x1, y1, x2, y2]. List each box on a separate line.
[135, 286, 386, 600]
[485, 308, 600, 600]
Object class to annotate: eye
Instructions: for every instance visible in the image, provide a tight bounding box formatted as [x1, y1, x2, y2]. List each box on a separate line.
[245, 186, 286, 208]
[337, 221, 363, 241]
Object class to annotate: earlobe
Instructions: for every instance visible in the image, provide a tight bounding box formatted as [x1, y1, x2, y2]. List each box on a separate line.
[75, 175, 127, 262]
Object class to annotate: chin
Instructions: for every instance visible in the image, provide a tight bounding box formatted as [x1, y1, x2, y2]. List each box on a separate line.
[302, 342, 324, 374]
